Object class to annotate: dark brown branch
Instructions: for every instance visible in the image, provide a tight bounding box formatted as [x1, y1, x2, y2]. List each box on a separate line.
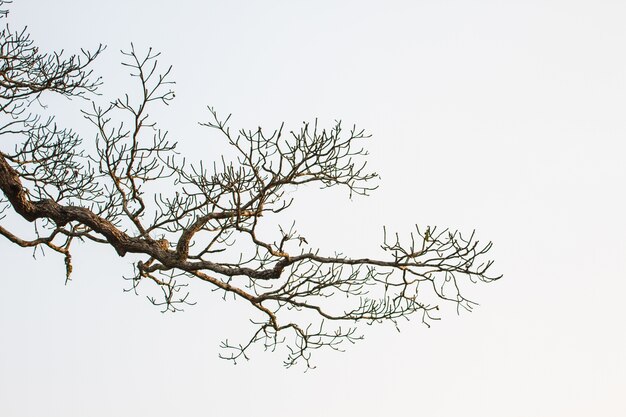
[0, 7, 500, 368]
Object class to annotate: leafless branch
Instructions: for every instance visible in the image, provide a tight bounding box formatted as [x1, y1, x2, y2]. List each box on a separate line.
[0, 4, 501, 368]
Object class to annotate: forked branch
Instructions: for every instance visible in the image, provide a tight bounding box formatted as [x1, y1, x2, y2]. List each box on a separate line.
[0, 5, 500, 368]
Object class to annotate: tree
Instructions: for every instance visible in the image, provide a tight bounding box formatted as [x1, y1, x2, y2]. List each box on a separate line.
[0, 2, 500, 368]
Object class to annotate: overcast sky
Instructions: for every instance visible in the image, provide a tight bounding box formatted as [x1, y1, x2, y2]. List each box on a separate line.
[1, 1, 625, 416]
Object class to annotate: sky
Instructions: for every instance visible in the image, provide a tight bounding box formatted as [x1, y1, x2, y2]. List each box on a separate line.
[1, 0, 625, 416]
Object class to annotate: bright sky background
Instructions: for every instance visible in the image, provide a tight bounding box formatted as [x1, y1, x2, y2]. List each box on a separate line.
[1, 1, 625, 416]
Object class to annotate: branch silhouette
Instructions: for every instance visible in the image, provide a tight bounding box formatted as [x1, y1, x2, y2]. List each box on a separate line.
[0, 2, 500, 368]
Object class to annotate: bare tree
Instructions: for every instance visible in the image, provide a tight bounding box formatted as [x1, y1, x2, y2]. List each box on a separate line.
[0, 2, 500, 367]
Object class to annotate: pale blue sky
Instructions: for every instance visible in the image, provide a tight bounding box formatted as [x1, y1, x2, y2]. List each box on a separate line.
[1, 1, 625, 416]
